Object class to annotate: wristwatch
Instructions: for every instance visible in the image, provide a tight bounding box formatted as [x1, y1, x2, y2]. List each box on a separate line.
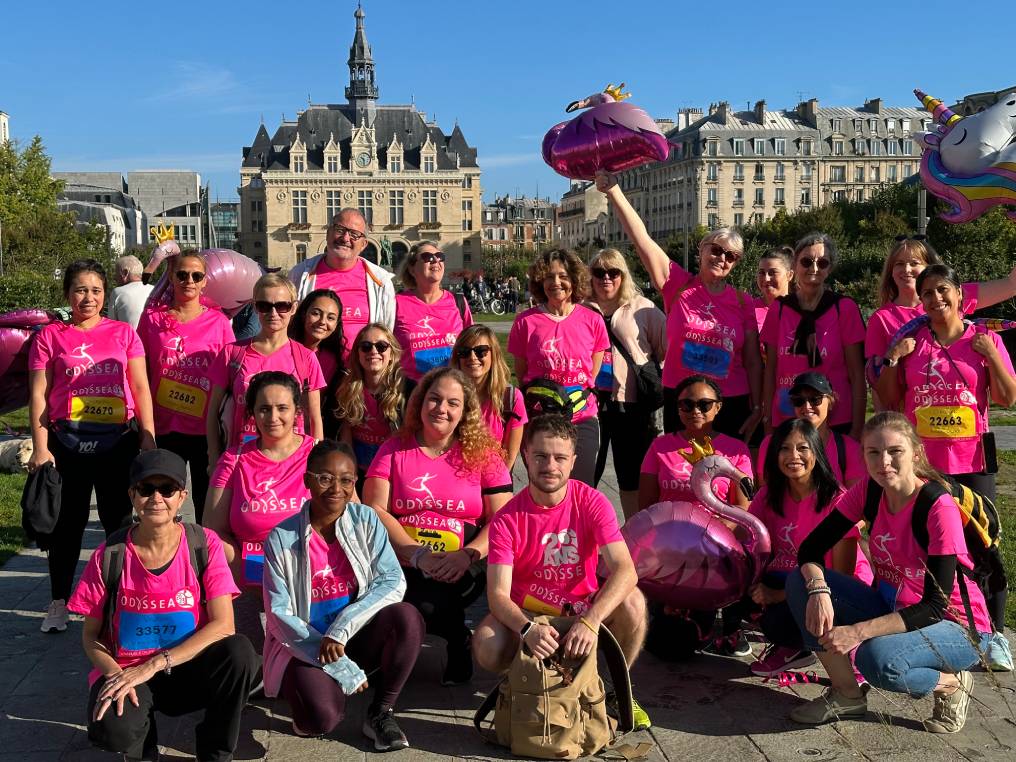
[883, 354, 898, 368]
[519, 621, 534, 640]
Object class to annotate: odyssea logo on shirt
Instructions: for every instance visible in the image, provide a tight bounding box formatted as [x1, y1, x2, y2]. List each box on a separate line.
[414, 316, 437, 337]
[394, 473, 467, 513]
[65, 342, 98, 376]
[541, 529, 580, 566]
[240, 477, 303, 514]
[175, 589, 194, 607]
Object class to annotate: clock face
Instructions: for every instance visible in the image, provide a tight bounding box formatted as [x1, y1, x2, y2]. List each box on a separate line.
[356, 152, 371, 167]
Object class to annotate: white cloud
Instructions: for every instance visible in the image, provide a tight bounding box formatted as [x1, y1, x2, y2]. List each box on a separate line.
[143, 62, 241, 103]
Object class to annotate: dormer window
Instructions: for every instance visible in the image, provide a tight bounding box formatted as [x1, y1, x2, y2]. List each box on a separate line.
[423, 155, 436, 173]
[389, 154, 402, 173]
[326, 155, 338, 173]
[293, 155, 305, 173]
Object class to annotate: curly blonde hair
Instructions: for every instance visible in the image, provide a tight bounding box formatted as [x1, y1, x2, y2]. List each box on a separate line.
[335, 323, 405, 429]
[399, 366, 504, 472]
[528, 248, 590, 304]
[452, 324, 513, 418]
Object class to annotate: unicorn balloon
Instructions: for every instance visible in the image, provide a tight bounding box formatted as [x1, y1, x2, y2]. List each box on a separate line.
[915, 88, 1016, 223]
[619, 437, 771, 611]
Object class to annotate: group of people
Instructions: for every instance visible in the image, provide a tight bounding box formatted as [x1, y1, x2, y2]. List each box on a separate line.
[21, 192, 1014, 758]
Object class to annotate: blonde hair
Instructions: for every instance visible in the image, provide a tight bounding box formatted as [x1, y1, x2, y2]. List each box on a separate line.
[398, 240, 440, 291]
[452, 325, 512, 418]
[699, 226, 744, 254]
[399, 367, 503, 472]
[589, 248, 640, 306]
[877, 239, 942, 306]
[254, 272, 297, 301]
[335, 323, 405, 429]
[861, 412, 947, 488]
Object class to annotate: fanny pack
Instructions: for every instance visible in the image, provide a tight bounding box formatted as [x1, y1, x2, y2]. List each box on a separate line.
[51, 419, 135, 456]
[522, 379, 591, 421]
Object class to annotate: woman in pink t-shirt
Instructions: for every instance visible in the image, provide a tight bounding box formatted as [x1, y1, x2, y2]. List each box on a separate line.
[786, 413, 994, 732]
[762, 233, 867, 439]
[206, 273, 325, 466]
[138, 252, 235, 521]
[28, 259, 156, 635]
[508, 248, 608, 486]
[755, 246, 795, 334]
[289, 288, 346, 440]
[363, 367, 513, 685]
[877, 264, 1016, 503]
[394, 240, 473, 385]
[595, 170, 764, 443]
[335, 323, 408, 491]
[453, 324, 527, 470]
[205, 371, 314, 652]
[68, 448, 254, 761]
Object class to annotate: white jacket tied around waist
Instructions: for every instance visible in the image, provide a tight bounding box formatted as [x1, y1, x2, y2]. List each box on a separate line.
[288, 254, 396, 329]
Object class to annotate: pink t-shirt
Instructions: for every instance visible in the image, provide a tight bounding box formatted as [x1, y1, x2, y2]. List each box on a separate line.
[347, 390, 398, 471]
[761, 295, 866, 427]
[864, 283, 978, 359]
[313, 258, 371, 361]
[394, 291, 473, 381]
[834, 478, 992, 633]
[137, 306, 235, 436]
[29, 319, 145, 423]
[308, 531, 359, 634]
[488, 480, 623, 615]
[366, 436, 511, 552]
[660, 263, 757, 395]
[753, 296, 771, 335]
[757, 431, 864, 488]
[67, 526, 239, 684]
[210, 435, 314, 585]
[748, 485, 872, 583]
[208, 339, 326, 448]
[481, 387, 528, 445]
[507, 304, 609, 422]
[898, 324, 1014, 475]
[640, 432, 754, 504]
[318, 348, 340, 387]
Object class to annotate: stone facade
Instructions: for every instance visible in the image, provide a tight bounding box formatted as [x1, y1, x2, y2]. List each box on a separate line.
[951, 85, 1016, 115]
[557, 181, 608, 251]
[0, 111, 8, 144]
[238, 5, 482, 274]
[127, 170, 205, 249]
[481, 195, 557, 250]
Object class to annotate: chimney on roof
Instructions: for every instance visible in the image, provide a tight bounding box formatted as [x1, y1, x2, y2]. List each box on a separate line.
[754, 100, 767, 125]
[797, 98, 819, 127]
[677, 107, 703, 130]
[707, 102, 717, 116]
[716, 101, 730, 125]
[864, 97, 883, 114]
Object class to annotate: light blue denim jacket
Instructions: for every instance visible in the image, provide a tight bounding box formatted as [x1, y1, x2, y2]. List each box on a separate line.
[261, 500, 405, 696]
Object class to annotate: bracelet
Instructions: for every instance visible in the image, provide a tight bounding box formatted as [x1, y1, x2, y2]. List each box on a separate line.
[160, 650, 172, 675]
[807, 587, 831, 597]
[804, 576, 826, 589]
[578, 616, 598, 635]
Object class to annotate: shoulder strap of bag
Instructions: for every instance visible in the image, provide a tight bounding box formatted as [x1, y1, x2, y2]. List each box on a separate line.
[453, 291, 467, 323]
[598, 622, 635, 734]
[832, 430, 847, 481]
[502, 384, 520, 424]
[182, 522, 209, 604]
[862, 477, 882, 527]
[289, 341, 311, 394]
[603, 313, 642, 369]
[473, 680, 502, 739]
[101, 526, 133, 640]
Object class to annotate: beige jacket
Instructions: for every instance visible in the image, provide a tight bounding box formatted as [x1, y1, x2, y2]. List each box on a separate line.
[587, 295, 667, 404]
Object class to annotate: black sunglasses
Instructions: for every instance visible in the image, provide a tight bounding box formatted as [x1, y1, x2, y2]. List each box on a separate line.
[255, 300, 294, 314]
[799, 256, 831, 270]
[174, 270, 206, 283]
[419, 251, 446, 264]
[332, 224, 366, 242]
[677, 398, 719, 413]
[706, 244, 740, 263]
[134, 482, 181, 498]
[358, 340, 391, 354]
[790, 394, 826, 408]
[895, 234, 928, 242]
[456, 344, 491, 360]
[591, 267, 623, 280]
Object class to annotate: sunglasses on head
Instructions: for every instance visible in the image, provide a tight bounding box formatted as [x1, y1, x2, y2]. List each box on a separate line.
[255, 300, 294, 314]
[419, 251, 446, 264]
[677, 398, 719, 413]
[134, 482, 181, 498]
[706, 244, 740, 264]
[790, 393, 826, 408]
[332, 224, 366, 242]
[895, 234, 928, 242]
[174, 270, 206, 283]
[591, 266, 623, 280]
[358, 340, 391, 354]
[799, 256, 831, 270]
[456, 344, 491, 360]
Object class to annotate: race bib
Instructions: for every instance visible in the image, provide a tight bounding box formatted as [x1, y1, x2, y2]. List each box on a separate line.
[241, 541, 265, 585]
[403, 524, 462, 553]
[414, 346, 453, 375]
[777, 387, 795, 417]
[70, 395, 126, 424]
[156, 378, 206, 418]
[915, 405, 976, 439]
[118, 610, 195, 653]
[681, 340, 732, 378]
[595, 354, 613, 391]
[522, 594, 562, 616]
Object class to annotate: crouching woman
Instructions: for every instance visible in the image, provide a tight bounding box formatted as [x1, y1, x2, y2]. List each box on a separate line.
[262, 440, 425, 752]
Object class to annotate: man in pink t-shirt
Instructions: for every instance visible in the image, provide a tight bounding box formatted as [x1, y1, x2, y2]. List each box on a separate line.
[473, 415, 649, 725]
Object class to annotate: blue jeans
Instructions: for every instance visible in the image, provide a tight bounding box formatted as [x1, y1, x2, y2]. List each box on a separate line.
[786, 569, 990, 697]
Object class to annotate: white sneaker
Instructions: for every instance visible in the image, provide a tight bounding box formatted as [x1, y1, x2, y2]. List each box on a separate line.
[41, 599, 69, 633]
[986, 632, 1013, 672]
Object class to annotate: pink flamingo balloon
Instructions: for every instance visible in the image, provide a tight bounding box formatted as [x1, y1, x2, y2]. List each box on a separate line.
[0, 309, 66, 415]
[620, 438, 771, 610]
[542, 83, 671, 180]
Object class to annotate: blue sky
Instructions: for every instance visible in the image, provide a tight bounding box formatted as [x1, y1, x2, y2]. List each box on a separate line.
[3, 0, 1012, 204]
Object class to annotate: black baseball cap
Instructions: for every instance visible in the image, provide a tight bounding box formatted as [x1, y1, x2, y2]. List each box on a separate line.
[789, 372, 833, 396]
[129, 449, 188, 489]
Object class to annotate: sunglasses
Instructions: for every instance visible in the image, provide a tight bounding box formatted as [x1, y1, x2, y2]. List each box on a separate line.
[358, 340, 391, 354]
[419, 251, 446, 264]
[895, 234, 928, 242]
[591, 267, 623, 280]
[790, 394, 826, 408]
[799, 256, 831, 270]
[332, 224, 366, 242]
[134, 482, 181, 498]
[174, 270, 206, 283]
[706, 244, 740, 264]
[677, 398, 719, 413]
[456, 344, 491, 360]
[255, 300, 294, 314]
[306, 471, 357, 490]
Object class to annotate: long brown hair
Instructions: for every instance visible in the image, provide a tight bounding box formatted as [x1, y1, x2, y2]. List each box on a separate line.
[452, 325, 512, 416]
[878, 238, 942, 306]
[334, 323, 405, 429]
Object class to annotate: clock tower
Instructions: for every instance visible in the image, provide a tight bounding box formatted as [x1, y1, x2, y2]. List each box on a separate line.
[345, 2, 378, 126]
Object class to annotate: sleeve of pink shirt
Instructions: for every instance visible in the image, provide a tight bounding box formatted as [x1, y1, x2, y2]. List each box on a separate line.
[461, 297, 474, 328]
[731, 440, 754, 480]
[830, 478, 867, 523]
[838, 298, 866, 346]
[486, 511, 516, 566]
[208, 344, 232, 390]
[747, 486, 770, 519]
[481, 453, 513, 489]
[760, 301, 780, 346]
[660, 260, 693, 309]
[988, 330, 1016, 376]
[739, 291, 757, 334]
[961, 282, 979, 314]
[66, 543, 109, 619]
[509, 388, 528, 429]
[925, 494, 971, 557]
[364, 437, 398, 481]
[586, 486, 623, 546]
[219, 313, 237, 347]
[201, 529, 242, 600]
[589, 308, 610, 353]
[506, 314, 527, 358]
[297, 343, 327, 392]
[639, 438, 661, 475]
[28, 325, 54, 371]
[864, 308, 893, 358]
[209, 447, 240, 489]
[756, 435, 772, 480]
[123, 322, 145, 359]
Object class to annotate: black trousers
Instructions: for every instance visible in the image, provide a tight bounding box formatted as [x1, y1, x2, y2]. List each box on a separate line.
[87, 635, 258, 762]
[404, 565, 485, 649]
[158, 431, 210, 523]
[48, 428, 138, 600]
[571, 416, 600, 487]
[594, 397, 658, 491]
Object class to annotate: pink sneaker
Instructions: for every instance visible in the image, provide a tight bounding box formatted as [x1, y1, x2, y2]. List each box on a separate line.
[750, 645, 817, 677]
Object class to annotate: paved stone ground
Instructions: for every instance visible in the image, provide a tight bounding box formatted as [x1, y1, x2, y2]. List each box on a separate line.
[2, 451, 1015, 760]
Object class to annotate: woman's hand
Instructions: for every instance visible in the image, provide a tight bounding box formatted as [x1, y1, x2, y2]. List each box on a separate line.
[93, 661, 158, 721]
[28, 446, 54, 473]
[971, 332, 999, 360]
[138, 430, 157, 451]
[594, 169, 617, 193]
[818, 624, 862, 656]
[319, 636, 345, 665]
[427, 549, 472, 583]
[804, 591, 835, 640]
[749, 583, 784, 607]
[886, 337, 916, 364]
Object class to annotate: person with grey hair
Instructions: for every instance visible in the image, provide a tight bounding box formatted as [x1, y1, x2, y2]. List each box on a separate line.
[108, 254, 154, 329]
[289, 208, 395, 360]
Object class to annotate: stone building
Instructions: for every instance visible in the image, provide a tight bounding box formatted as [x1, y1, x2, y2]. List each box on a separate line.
[481, 195, 557, 251]
[0, 111, 9, 144]
[55, 180, 148, 253]
[951, 85, 1016, 115]
[127, 170, 205, 248]
[238, 5, 482, 273]
[557, 181, 609, 252]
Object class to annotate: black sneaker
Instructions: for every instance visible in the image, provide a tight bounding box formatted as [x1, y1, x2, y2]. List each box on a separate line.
[441, 636, 474, 685]
[702, 632, 752, 658]
[362, 707, 410, 752]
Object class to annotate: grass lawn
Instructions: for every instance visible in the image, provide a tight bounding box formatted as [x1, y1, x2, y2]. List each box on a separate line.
[0, 472, 26, 566]
[474, 312, 516, 323]
[994, 451, 1016, 628]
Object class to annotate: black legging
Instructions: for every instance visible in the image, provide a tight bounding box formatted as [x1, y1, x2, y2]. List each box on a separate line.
[158, 431, 209, 523]
[594, 398, 658, 491]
